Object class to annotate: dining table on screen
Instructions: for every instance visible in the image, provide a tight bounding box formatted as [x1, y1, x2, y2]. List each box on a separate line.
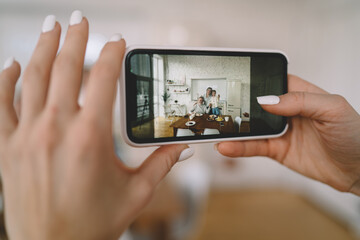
[170, 114, 236, 136]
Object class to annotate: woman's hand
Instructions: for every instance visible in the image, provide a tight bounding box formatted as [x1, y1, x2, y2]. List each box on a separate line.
[217, 75, 360, 195]
[0, 11, 193, 240]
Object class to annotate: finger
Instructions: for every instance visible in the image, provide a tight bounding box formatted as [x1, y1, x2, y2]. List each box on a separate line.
[0, 58, 21, 137]
[216, 137, 288, 160]
[217, 75, 329, 160]
[136, 145, 194, 189]
[217, 140, 269, 158]
[21, 15, 61, 122]
[83, 35, 125, 124]
[288, 74, 328, 94]
[47, 11, 88, 112]
[258, 92, 351, 122]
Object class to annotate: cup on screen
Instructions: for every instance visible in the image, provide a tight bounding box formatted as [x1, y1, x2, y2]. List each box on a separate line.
[225, 116, 229, 122]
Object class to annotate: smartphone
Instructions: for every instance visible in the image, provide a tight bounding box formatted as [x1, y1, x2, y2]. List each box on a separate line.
[120, 46, 288, 147]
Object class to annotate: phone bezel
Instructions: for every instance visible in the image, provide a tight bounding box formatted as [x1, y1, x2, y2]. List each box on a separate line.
[120, 45, 289, 147]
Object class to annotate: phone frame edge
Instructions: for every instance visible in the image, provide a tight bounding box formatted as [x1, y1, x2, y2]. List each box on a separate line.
[119, 45, 289, 147]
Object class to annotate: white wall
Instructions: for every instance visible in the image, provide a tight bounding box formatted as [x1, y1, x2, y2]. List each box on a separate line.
[165, 55, 250, 112]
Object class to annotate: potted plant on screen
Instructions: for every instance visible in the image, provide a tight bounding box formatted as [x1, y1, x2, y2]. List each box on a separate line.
[162, 91, 171, 117]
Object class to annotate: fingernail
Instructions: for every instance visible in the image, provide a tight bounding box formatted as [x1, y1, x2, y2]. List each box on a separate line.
[3, 57, 14, 70]
[257, 95, 280, 105]
[109, 33, 123, 42]
[70, 10, 83, 26]
[42, 15, 56, 33]
[178, 147, 194, 162]
[214, 143, 219, 151]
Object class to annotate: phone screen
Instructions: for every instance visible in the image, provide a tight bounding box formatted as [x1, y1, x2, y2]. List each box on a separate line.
[124, 49, 287, 144]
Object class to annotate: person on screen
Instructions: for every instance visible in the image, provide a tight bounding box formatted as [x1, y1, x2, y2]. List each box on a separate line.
[204, 87, 212, 107]
[190, 96, 210, 114]
[209, 90, 221, 115]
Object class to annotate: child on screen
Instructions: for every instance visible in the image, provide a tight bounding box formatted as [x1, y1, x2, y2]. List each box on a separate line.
[209, 90, 221, 115]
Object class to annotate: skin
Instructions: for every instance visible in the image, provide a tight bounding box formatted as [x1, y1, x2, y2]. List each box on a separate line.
[0, 17, 188, 239]
[218, 75, 360, 195]
[192, 97, 204, 108]
[206, 88, 212, 97]
[209, 91, 220, 107]
[191, 97, 207, 115]
[211, 90, 220, 100]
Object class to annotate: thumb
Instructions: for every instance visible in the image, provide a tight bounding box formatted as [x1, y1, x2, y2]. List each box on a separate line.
[136, 145, 194, 189]
[257, 92, 349, 121]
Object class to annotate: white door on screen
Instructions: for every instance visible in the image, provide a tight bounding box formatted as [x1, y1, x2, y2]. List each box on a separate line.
[227, 80, 241, 109]
[227, 108, 241, 120]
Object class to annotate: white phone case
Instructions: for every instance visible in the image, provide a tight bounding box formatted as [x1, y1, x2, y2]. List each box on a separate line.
[119, 45, 289, 147]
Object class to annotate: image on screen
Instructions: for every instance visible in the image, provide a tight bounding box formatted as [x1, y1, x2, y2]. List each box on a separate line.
[127, 53, 252, 139]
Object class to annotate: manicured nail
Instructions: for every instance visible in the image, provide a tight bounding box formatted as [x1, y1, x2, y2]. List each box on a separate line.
[42, 15, 56, 33]
[3, 57, 14, 70]
[70, 10, 83, 26]
[214, 143, 219, 151]
[178, 147, 194, 162]
[109, 33, 123, 42]
[257, 95, 280, 105]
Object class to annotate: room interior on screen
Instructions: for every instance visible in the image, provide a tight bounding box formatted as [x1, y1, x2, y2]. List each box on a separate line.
[129, 54, 251, 138]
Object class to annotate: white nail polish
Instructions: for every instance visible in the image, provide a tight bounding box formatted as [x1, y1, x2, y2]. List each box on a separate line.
[70, 10, 83, 26]
[42, 15, 56, 33]
[109, 33, 123, 42]
[214, 143, 219, 151]
[3, 57, 14, 70]
[178, 147, 194, 162]
[257, 95, 280, 105]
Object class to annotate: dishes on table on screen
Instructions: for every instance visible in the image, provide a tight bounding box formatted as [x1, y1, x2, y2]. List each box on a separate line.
[185, 121, 196, 127]
[215, 116, 224, 122]
[195, 113, 203, 117]
[207, 115, 216, 121]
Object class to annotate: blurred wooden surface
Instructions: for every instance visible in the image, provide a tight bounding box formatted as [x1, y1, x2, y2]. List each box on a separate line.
[191, 190, 356, 240]
[131, 181, 185, 240]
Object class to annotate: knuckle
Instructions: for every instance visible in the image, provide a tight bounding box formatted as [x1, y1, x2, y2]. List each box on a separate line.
[0, 77, 16, 100]
[53, 55, 81, 73]
[332, 94, 348, 107]
[72, 130, 96, 150]
[23, 64, 48, 83]
[85, 111, 109, 131]
[83, 116, 106, 134]
[292, 92, 307, 114]
[331, 94, 350, 116]
[31, 122, 58, 152]
[293, 91, 306, 103]
[162, 154, 175, 173]
[91, 63, 115, 79]
[23, 110, 59, 154]
[45, 104, 60, 118]
[70, 119, 105, 151]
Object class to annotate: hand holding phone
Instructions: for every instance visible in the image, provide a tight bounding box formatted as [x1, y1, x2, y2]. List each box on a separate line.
[217, 75, 360, 196]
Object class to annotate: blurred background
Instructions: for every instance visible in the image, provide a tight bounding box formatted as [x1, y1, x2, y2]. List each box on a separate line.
[0, 0, 360, 239]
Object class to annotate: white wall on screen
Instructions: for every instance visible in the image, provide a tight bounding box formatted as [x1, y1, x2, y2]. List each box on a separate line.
[164, 55, 250, 113]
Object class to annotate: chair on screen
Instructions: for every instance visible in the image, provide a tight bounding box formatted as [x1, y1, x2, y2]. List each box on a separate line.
[164, 105, 176, 123]
[234, 116, 242, 133]
[176, 129, 195, 137]
[203, 128, 220, 135]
